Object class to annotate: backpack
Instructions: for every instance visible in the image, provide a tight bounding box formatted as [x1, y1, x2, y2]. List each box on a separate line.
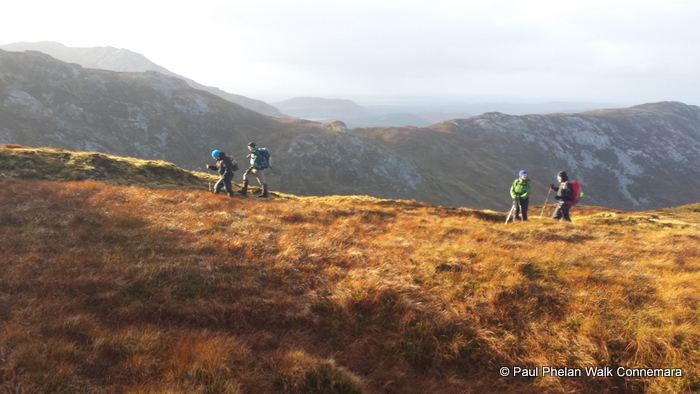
[222, 154, 238, 173]
[567, 180, 583, 205]
[516, 178, 530, 193]
[257, 147, 271, 169]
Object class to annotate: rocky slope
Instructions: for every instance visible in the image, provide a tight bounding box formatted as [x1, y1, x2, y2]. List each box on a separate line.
[2, 48, 700, 210]
[355, 102, 700, 209]
[0, 49, 416, 203]
[0, 41, 286, 118]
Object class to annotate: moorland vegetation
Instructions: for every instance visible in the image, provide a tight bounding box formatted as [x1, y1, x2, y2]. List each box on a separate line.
[1, 145, 699, 393]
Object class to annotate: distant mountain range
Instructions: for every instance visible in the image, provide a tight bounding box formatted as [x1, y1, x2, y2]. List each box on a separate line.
[0, 41, 620, 128]
[0, 41, 287, 118]
[272, 97, 621, 128]
[272, 97, 375, 121]
[2, 48, 700, 210]
[271, 97, 437, 128]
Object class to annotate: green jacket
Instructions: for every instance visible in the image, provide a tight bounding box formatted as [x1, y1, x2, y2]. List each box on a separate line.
[510, 178, 531, 199]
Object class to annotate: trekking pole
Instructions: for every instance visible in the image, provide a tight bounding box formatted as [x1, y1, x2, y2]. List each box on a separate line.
[539, 187, 552, 218]
[505, 201, 516, 224]
[207, 168, 212, 192]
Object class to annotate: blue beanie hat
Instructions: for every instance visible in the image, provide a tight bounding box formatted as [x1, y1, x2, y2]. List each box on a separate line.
[519, 170, 527, 177]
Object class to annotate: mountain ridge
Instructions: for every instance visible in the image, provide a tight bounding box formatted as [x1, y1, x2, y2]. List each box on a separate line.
[2, 48, 700, 211]
[273, 96, 621, 128]
[0, 41, 287, 118]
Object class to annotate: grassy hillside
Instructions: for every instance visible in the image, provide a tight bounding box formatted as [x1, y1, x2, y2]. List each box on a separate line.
[1, 146, 700, 393]
[0, 144, 277, 197]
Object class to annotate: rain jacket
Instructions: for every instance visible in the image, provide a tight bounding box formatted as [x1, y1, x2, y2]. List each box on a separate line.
[248, 148, 265, 171]
[510, 178, 531, 199]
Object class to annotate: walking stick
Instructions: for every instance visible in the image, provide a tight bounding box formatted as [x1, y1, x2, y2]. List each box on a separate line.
[207, 168, 212, 192]
[505, 201, 516, 224]
[539, 187, 552, 218]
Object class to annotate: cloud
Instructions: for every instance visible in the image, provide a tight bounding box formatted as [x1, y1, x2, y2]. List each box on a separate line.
[3, 0, 700, 105]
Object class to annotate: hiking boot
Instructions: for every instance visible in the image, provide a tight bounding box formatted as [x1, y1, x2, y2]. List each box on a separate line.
[237, 180, 248, 196]
[257, 184, 268, 198]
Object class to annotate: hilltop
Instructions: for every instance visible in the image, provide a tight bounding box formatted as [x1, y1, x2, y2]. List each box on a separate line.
[0, 41, 287, 118]
[1, 145, 699, 393]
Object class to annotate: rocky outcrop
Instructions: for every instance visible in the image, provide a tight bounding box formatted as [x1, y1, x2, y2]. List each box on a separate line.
[473, 103, 699, 208]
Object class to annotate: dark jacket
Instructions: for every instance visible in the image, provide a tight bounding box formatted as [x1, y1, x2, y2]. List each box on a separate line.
[207, 154, 236, 177]
[553, 182, 573, 202]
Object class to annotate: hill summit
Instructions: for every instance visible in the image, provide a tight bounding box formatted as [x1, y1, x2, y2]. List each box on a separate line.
[0, 41, 287, 118]
[2, 145, 699, 393]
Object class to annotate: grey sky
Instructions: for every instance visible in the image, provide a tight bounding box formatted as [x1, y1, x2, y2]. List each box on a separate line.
[4, 0, 700, 106]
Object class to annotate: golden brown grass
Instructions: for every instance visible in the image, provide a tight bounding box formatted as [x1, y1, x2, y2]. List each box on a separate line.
[1, 146, 700, 393]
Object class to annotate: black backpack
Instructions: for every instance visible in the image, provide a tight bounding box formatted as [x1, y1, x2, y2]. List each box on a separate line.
[257, 147, 271, 169]
[222, 154, 238, 172]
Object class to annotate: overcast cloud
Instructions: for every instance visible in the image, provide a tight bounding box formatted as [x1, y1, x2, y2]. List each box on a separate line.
[3, 0, 700, 106]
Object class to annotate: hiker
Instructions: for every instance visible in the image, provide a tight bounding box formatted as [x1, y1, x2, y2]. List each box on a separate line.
[238, 141, 268, 198]
[206, 150, 237, 197]
[510, 170, 531, 221]
[551, 171, 573, 221]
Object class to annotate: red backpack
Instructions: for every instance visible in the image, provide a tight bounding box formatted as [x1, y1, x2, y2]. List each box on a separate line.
[567, 180, 583, 205]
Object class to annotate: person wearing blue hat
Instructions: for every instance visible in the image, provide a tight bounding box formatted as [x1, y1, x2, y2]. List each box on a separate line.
[206, 150, 238, 197]
[510, 170, 531, 221]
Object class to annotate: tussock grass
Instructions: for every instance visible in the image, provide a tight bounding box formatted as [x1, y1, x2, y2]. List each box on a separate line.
[0, 144, 291, 199]
[0, 144, 205, 188]
[2, 146, 700, 393]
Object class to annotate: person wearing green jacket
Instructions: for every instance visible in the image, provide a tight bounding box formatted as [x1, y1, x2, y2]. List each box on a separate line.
[510, 170, 531, 221]
[238, 141, 269, 198]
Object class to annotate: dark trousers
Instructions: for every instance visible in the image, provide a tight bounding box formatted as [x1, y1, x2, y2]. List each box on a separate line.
[515, 197, 529, 221]
[214, 174, 234, 197]
[552, 201, 571, 221]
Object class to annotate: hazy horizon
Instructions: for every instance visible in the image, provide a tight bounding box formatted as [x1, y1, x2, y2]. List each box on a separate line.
[3, 1, 700, 108]
[258, 93, 628, 108]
